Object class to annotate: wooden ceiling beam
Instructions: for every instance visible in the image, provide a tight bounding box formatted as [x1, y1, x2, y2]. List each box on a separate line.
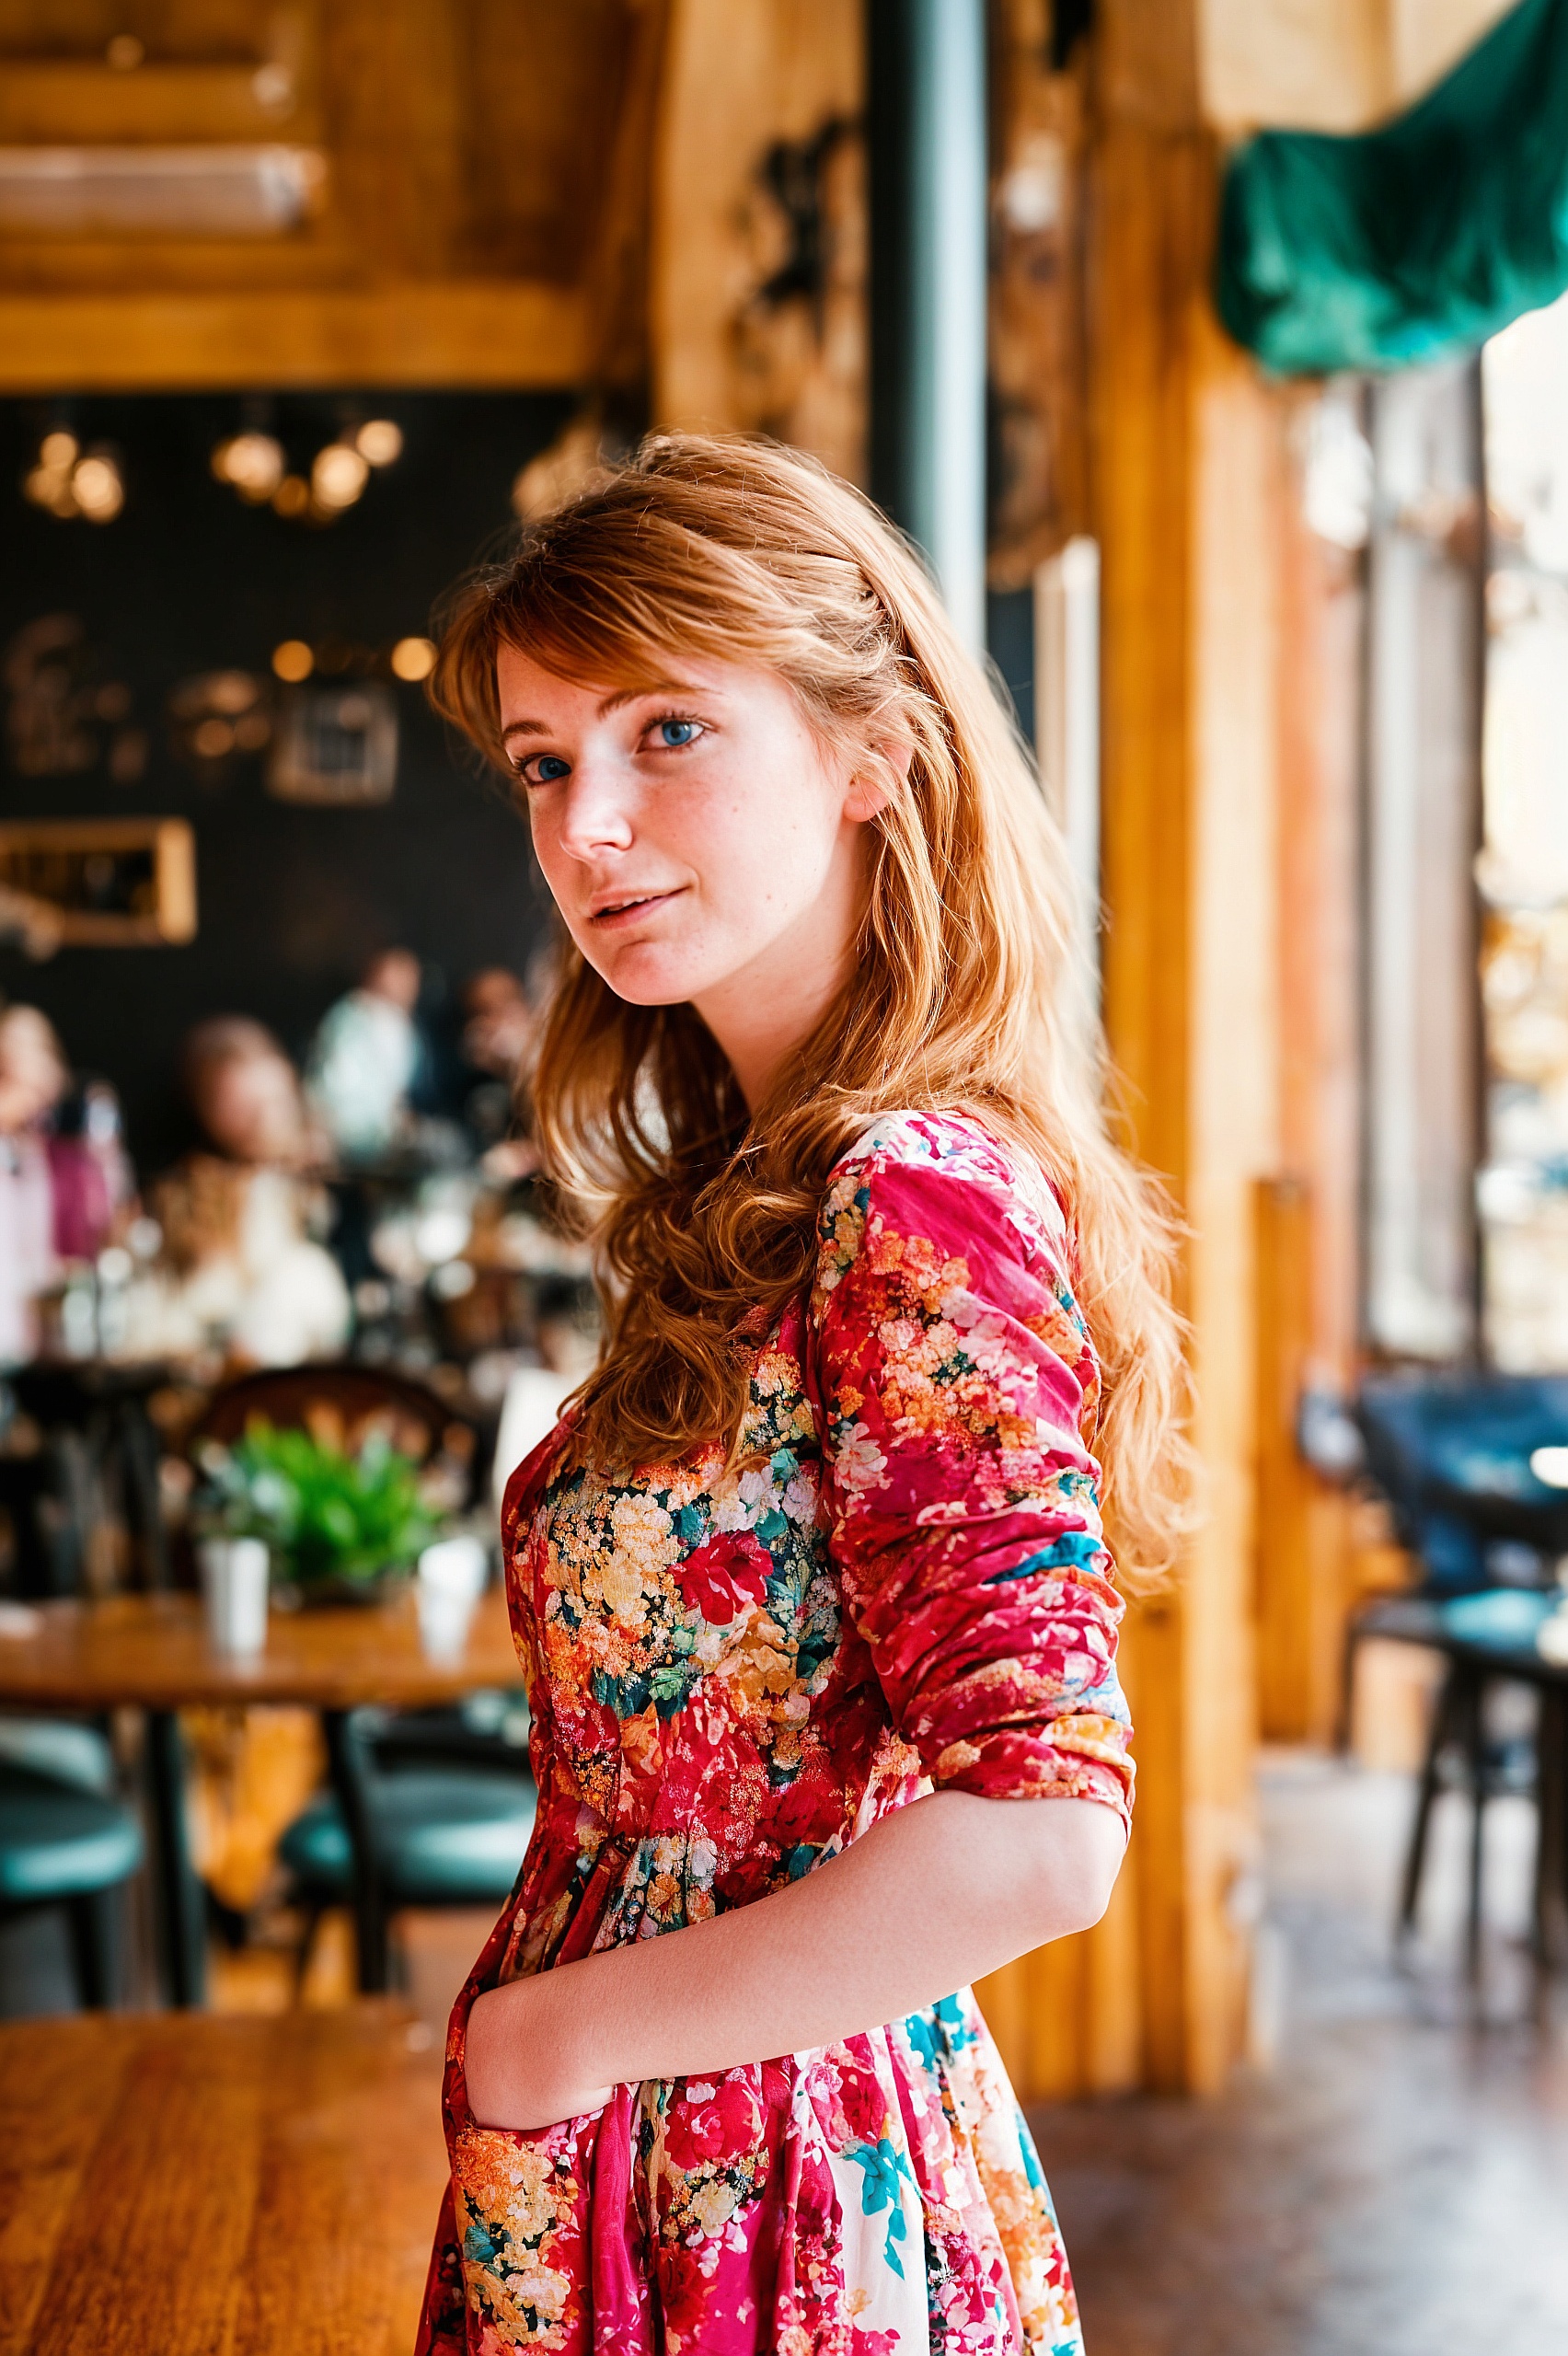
[0, 280, 590, 389]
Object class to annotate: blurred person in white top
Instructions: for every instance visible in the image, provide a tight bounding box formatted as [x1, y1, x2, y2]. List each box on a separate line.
[0, 1005, 65, 1365]
[305, 948, 423, 1164]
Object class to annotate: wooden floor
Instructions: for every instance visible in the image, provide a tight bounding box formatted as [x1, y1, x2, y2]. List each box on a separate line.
[1032, 1751, 1568, 2356]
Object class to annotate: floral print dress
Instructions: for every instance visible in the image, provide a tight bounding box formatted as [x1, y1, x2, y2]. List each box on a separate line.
[417, 1112, 1134, 2356]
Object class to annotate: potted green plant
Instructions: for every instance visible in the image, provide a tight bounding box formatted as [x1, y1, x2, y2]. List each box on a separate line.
[192, 1419, 442, 1604]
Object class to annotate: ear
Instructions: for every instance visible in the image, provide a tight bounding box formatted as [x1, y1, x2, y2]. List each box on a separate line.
[843, 735, 913, 823]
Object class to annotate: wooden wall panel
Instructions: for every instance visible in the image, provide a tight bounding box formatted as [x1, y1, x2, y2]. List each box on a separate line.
[986, 0, 1090, 587]
[651, 0, 865, 479]
[467, 0, 639, 285]
[1181, 314, 1282, 2088]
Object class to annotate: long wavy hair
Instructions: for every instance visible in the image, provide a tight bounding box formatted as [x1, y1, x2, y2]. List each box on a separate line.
[433, 433, 1189, 1579]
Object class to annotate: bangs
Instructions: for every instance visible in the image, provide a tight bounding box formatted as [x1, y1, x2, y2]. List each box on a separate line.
[432, 482, 878, 771]
[497, 575, 715, 702]
[502, 505, 826, 677]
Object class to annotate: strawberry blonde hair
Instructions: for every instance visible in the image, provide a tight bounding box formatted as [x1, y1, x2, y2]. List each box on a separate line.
[433, 433, 1188, 1578]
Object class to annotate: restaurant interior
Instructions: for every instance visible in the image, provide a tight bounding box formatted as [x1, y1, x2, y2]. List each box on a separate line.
[3, 2, 1568, 2351]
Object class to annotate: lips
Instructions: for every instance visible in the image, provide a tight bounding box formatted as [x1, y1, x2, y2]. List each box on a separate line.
[588, 887, 681, 928]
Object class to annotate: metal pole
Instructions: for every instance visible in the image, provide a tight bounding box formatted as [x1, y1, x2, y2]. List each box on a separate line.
[868, 0, 988, 653]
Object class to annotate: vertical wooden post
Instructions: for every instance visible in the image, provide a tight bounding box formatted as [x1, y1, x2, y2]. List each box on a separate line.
[984, 7, 1282, 2105]
[1254, 411, 1367, 1745]
[1090, 3, 1274, 2095]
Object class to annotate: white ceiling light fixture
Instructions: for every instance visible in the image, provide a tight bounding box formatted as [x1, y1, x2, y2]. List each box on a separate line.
[0, 144, 327, 237]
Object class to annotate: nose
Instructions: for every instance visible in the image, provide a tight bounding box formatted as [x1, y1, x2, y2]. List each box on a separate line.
[555, 751, 635, 860]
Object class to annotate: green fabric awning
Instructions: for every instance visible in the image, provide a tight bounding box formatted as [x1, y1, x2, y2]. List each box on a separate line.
[1216, 0, 1568, 375]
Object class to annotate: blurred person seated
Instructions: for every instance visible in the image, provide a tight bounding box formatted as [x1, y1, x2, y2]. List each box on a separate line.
[306, 948, 425, 1166]
[0, 1004, 132, 1365]
[129, 1018, 350, 1369]
[50, 1072, 134, 1263]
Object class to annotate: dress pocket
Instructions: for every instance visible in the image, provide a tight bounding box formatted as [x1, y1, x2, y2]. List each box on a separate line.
[449, 2108, 605, 2354]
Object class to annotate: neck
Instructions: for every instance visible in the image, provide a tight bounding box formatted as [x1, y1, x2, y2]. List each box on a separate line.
[693, 953, 851, 1114]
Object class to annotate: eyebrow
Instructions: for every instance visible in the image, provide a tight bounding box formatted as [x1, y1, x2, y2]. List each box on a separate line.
[499, 681, 695, 745]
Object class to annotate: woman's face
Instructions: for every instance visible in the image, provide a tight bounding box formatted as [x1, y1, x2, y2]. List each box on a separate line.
[199, 1050, 305, 1166]
[0, 1008, 66, 1134]
[494, 646, 890, 1103]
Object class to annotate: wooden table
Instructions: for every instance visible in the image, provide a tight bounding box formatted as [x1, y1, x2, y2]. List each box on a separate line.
[0, 1587, 525, 2005]
[0, 2004, 449, 2356]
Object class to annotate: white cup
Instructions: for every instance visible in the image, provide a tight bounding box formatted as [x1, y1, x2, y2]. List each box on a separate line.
[199, 1536, 271, 1657]
[416, 1533, 488, 1663]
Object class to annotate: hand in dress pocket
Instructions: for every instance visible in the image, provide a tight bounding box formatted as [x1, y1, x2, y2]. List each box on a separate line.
[463, 1979, 616, 2131]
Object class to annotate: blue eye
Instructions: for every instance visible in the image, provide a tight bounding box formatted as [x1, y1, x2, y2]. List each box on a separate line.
[532, 754, 570, 782]
[655, 719, 701, 747]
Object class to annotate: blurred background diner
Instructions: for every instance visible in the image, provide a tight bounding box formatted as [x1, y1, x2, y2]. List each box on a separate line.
[4, 4, 1568, 2352]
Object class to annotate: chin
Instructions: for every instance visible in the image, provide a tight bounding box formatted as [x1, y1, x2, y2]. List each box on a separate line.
[589, 949, 707, 1008]
[579, 932, 715, 1008]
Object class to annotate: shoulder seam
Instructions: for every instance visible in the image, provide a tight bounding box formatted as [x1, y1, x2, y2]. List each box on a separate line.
[821, 1110, 1070, 1261]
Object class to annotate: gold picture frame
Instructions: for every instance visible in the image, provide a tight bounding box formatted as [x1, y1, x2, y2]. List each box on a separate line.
[0, 816, 196, 947]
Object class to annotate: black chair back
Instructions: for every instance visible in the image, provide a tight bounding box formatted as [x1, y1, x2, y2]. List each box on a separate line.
[1356, 1370, 1568, 1592]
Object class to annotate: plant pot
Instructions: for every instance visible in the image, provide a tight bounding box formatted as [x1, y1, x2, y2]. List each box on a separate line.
[274, 1567, 414, 1611]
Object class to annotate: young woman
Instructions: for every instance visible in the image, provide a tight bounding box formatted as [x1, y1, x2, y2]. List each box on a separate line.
[418, 434, 1185, 2356]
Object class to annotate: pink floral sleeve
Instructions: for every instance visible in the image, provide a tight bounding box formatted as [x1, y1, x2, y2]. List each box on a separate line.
[809, 1112, 1134, 1828]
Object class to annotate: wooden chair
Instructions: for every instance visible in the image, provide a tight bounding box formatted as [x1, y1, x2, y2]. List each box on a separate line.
[189, 1360, 479, 1488]
[190, 1363, 531, 1992]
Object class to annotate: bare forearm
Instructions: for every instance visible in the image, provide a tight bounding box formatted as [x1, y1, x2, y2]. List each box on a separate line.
[465, 1790, 1124, 2129]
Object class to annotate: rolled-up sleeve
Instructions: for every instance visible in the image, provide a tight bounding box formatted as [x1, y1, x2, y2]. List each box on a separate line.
[809, 1122, 1134, 1829]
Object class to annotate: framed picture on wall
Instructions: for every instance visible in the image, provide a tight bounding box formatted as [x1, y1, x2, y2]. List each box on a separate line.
[268, 682, 398, 806]
[0, 817, 196, 948]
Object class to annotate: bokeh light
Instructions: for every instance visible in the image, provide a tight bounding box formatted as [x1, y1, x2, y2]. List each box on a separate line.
[356, 419, 404, 468]
[390, 635, 437, 682]
[311, 442, 370, 512]
[271, 640, 315, 683]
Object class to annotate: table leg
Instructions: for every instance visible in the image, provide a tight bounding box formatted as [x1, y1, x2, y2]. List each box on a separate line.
[1535, 1686, 1568, 1970]
[144, 1709, 206, 2007]
[119, 1400, 172, 1592]
[323, 1710, 388, 1995]
[1399, 1659, 1462, 1941]
[1462, 1674, 1489, 1985]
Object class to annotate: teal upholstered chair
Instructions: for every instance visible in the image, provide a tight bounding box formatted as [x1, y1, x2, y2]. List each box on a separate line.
[280, 1726, 536, 1991]
[0, 1727, 144, 2009]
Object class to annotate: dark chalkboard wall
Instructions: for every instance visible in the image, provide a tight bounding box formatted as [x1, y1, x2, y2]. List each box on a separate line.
[0, 390, 575, 1172]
